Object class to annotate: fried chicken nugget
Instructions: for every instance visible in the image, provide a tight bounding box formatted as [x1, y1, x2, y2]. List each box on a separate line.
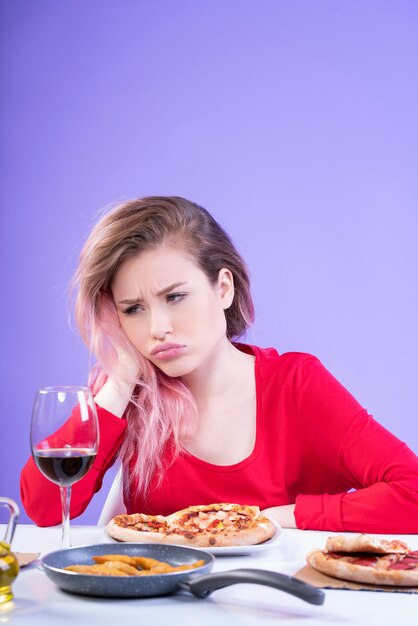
[65, 561, 141, 576]
[148, 561, 206, 573]
[133, 558, 180, 574]
[64, 564, 127, 576]
[93, 554, 137, 566]
[132, 556, 166, 570]
[165, 560, 205, 572]
[65, 554, 205, 577]
[100, 561, 143, 576]
[132, 557, 205, 573]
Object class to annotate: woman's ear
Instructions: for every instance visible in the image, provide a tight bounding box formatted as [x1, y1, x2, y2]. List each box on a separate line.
[216, 268, 234, 309]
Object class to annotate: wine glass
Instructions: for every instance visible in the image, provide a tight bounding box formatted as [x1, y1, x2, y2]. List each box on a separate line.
[30, 386, 99, 549]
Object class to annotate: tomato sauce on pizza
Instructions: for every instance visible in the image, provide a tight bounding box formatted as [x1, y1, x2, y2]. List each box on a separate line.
[307, 534, 418, 586]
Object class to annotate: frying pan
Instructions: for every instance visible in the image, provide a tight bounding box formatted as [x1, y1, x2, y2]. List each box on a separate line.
[41, 543, 324, 605]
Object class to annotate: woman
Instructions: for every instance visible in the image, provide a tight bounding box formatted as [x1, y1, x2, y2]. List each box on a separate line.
[21, 196, 418, 531]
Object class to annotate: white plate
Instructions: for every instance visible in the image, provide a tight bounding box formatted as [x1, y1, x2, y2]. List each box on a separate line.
[204, 520, 283, 556]
[102, 519, 283, 557]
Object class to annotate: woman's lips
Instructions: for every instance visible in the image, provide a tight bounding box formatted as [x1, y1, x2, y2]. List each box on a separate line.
[150, 343, 186, 360]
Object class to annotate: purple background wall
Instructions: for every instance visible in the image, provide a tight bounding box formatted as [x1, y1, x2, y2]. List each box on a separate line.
[1, 0, 417, 525]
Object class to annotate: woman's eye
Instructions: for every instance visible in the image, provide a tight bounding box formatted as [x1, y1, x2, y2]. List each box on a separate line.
[166, 292, 187, 304]
[123, 304, 144, 315]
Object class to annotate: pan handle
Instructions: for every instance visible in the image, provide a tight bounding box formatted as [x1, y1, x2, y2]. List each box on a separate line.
[183, 568, 325, 605]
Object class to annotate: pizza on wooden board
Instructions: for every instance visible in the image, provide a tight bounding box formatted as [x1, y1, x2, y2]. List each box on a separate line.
[106, 503, 276, 547]
[306, 534, 418, 586]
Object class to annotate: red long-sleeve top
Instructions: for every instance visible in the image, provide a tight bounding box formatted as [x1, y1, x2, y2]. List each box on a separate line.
[21, 346, 418, 532]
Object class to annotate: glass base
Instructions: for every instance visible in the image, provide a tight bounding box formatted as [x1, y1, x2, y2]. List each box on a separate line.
[0, 586, 13, 604]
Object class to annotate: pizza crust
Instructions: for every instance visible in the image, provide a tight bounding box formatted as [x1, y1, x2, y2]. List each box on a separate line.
[106, 503, 276, 547]
[325, 534, 410, 555]
[306, 549, 418, 587]
[106, 522, 274, 547]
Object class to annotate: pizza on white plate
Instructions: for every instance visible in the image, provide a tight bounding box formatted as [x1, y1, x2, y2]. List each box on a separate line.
[307, 533, 418, 586]
[106, 503, 276, 547]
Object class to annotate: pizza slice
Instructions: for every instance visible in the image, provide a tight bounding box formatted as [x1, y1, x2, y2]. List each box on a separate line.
[306, 534, 418, 587]
[166, 503, 275, 546]
[106, 513, 170, 543]
[106, 503, 276, 547]
[325, 534, 410, 555]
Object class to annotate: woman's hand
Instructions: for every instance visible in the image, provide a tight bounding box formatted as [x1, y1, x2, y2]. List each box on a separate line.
[113, 342, 140, 385]
[94, 344, 140, 418]
[261, 504, 296, 528]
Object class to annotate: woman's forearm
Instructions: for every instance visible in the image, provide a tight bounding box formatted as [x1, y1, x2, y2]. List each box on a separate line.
[262, 504, 297, 528]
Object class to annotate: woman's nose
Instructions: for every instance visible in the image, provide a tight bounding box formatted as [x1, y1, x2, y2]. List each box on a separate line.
[150, 308, 173, 340]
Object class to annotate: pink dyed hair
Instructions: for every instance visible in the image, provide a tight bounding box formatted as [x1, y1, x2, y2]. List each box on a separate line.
[73, 196, 254, 497]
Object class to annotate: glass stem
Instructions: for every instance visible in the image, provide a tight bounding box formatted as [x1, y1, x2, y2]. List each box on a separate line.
[60, 485, 72, 549]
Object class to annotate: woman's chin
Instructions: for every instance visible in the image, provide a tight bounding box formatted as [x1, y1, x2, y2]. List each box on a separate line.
[154, 358, 194, 379]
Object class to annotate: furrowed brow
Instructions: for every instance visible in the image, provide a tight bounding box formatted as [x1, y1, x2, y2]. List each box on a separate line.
[155, 281, 187, 296]
[118, 282, 187, 305]
[118, 297, 143, 305]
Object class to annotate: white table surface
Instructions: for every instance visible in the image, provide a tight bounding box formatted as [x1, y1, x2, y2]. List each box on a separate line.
[2, 524, 418, 625]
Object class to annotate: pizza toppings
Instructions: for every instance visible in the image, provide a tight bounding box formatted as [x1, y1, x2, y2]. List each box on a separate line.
[115, 513, 168, 533]
[171, 504, 260, 534]
[306, 534, 418, 587]
[387, 552, 418, 571]
[106, 503, 276, 547]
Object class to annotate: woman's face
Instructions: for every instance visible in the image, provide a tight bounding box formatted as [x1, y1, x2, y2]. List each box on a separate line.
[111, 245, 234, 379]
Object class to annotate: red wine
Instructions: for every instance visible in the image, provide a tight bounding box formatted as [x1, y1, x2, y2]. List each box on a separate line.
[33, 448, 96, 486]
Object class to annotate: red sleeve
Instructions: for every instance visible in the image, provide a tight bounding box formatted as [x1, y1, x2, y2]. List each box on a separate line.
[293, 357, 418, 533]
[20, 406, 127, 526]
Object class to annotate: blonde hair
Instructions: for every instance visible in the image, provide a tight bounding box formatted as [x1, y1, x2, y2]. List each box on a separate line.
[73, 196, 254, 497]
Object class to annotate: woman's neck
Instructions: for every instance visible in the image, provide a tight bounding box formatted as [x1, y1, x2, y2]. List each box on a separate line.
[182, 339, 254, 411]
[181, 340, 256, 464]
